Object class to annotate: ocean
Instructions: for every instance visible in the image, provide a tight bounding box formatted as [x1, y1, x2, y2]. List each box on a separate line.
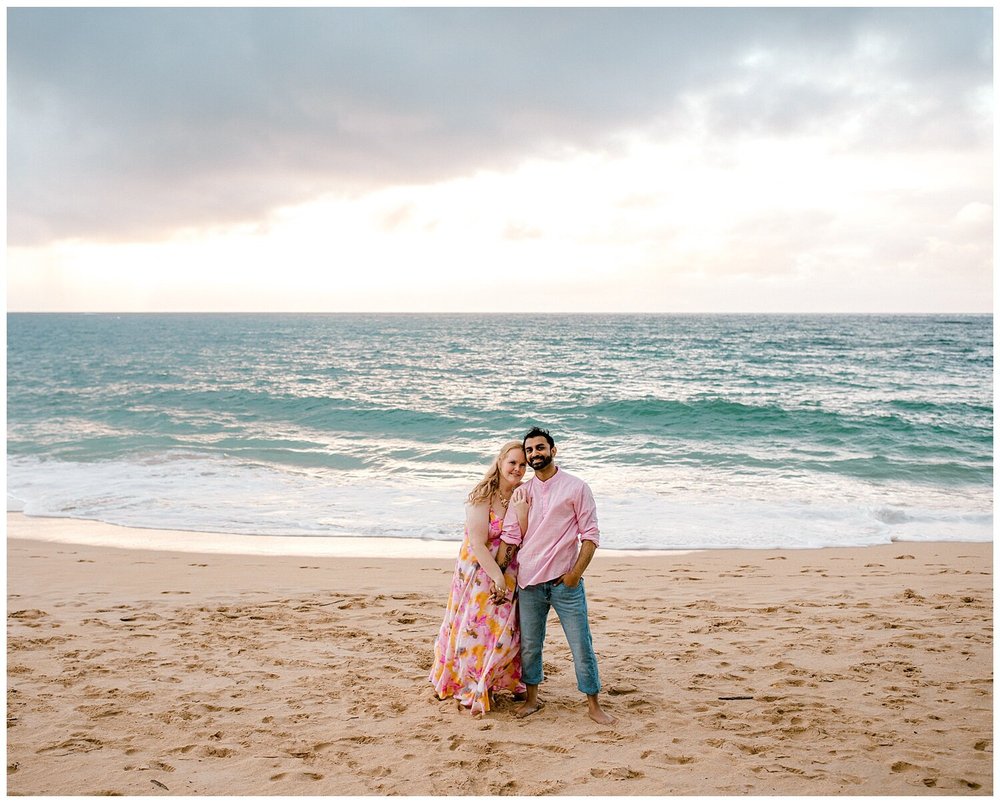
[6, 313, 993, 551]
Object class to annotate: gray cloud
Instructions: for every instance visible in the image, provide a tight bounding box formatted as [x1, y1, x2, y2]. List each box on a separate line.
[8, 7, 991, 245]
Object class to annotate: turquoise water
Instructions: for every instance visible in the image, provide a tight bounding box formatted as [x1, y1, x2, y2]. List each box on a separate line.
[6, 313, 993, 549]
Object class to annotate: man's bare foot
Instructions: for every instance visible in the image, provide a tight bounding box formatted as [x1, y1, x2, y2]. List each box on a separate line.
[588, 706, 617, 725]
[513, 700, 544, 719]
[586, 695, 617, 725]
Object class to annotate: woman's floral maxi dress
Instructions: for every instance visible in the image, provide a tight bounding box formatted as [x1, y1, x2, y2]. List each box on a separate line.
[429, 506, 523, 714]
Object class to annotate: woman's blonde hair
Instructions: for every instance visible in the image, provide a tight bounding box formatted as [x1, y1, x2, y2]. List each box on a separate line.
[467, 440, 525, 505]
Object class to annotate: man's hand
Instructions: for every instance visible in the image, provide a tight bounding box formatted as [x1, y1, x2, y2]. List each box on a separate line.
[556, 572, 581, 588]
[556, 541, 596, 589]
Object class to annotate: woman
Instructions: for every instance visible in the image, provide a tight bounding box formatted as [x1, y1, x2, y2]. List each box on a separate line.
[429, 440, 529, 715]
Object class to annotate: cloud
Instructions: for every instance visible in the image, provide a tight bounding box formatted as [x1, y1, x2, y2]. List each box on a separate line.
[503, 222, 544, 241]
[8, 7, 992, 246]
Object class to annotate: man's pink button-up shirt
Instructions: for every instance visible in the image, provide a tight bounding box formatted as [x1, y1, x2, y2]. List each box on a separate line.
[500, 467, 600, 588]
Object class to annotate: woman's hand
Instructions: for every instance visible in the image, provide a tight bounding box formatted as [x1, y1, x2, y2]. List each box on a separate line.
[511, 486, 529, 516]
[489, 580, 508, 605]
[511, 486, 530, 539]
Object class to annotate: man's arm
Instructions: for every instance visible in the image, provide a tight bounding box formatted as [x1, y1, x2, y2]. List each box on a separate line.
[499, 501, 523, 545]
[497, 486, 528, 572]
[557, 539, 596, 587]
[576, 482, 600, 546]
[496, 542, 517, 573]
[499, 484, 528, 545]
[559, 482, 599, 587]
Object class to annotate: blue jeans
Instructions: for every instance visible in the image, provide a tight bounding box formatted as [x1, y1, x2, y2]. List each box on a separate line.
[518, 578, 601, 696]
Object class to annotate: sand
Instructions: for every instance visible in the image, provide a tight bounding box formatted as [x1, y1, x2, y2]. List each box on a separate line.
[6, 513, 993, 795]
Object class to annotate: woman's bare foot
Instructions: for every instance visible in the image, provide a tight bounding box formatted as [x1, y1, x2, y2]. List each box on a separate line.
[455, 699, 487, 717]
[587, 695, 617, 725]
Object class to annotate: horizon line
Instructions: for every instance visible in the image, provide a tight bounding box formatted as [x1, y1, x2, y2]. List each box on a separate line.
[5, 310, 994, 316]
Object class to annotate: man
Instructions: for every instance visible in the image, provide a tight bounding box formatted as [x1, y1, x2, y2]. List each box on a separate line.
[499, 426, 616, 725]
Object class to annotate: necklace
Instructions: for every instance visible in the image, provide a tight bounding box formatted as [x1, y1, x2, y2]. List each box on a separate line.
[496, 491, 510, 507]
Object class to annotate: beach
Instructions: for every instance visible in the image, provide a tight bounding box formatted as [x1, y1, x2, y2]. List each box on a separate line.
[6, 512, 992, 796]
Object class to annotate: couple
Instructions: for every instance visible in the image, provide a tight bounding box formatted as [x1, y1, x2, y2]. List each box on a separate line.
[428, 427, 616, 725]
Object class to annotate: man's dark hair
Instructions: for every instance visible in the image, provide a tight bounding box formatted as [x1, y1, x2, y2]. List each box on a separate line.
[523, 426, 555, 448]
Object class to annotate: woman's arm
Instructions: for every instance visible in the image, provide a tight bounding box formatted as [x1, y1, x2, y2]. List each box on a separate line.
[466, 502, 507, 591]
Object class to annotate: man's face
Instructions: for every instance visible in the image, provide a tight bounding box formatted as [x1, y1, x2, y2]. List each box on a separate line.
[524, 436, 555, 472]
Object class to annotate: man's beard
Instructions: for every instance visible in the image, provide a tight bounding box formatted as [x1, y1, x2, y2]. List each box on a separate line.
[529, 455, 552, 471]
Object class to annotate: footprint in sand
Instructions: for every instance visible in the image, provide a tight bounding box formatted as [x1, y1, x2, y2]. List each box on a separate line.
[37, 737, 104, 755]
[9, 609, 48, 621]
[343, 735, 379, 746]
[270, 771, 324, 781]
[891, 761, 939, 788]
[641, 750, 695, 765]
[591, 766, 645, 780]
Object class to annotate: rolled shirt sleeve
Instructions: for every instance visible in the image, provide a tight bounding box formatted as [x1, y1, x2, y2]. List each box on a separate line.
[575, 482, 600, 546]
[500, 503, 523, 546]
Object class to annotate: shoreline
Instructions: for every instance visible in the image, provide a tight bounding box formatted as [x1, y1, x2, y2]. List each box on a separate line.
[7, 516, 993, 795]
[7, 512, 693, 558]
[7, 511, 988, 559]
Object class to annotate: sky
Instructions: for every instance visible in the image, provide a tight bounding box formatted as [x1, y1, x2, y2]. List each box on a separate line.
[6, 6, 994, 313]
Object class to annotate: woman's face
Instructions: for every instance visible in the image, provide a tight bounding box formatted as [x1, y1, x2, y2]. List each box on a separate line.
[499, 448, 527, 486]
